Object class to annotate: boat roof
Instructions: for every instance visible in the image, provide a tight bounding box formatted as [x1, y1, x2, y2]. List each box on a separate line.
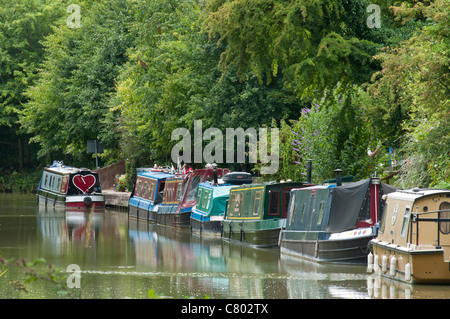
[386, 188, 450, 202]
[137, 171, 175, 180]
[198, 182, 237, 194]
[44, 161, 84, 175]
[291, 185, 335, 192]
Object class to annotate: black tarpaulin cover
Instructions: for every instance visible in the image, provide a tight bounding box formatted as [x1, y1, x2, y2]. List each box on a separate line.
[326, 179, 397, 233]
[327, 179, 371, 233]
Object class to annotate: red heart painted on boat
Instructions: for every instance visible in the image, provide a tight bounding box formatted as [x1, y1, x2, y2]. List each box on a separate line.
[72, 174, 96, 194]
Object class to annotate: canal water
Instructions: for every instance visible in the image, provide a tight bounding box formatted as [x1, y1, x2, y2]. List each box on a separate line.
[1, 193, 450, 300]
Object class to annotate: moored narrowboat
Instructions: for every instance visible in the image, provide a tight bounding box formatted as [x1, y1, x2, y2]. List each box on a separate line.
[280, 178, 397, 264]
[190, 172, 253, 236]
[369, 188, 450, 284]
[37, 161, 104, 210]
[156, 167, 230, 228]
[222, 181, 308, 247]
[128, 168, 175, 222]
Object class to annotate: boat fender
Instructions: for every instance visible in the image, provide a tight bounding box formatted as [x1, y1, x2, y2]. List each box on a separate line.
[405, 263, 411, 282]
[382, 254, 388, 273]
[389, 255, 397, 277]
[367, 252, 374, 272]
[84, 196, 92, 206]
[373, 254, 379, 273]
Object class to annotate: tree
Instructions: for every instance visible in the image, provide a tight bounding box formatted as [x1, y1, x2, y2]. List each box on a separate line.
[201, 0, 385, 100]
[365, 0, 449, 187]
[20, 0, 134, 168]
[0, 0, 64, 169]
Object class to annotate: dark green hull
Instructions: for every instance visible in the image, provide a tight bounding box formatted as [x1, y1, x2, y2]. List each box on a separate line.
[222, 219, 285, 247]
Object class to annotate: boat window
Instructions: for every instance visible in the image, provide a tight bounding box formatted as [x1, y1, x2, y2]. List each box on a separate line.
[149, 182, 155, 199]
[56, 177, 61, 192]
[229, 193, 236, 217]
[317, 201, 325, 225]
[268, 191, 280, 216]
[206, 191, 212, 209]
[439, 201, 450, 234]
[202, 190, 209, 209]
[300, 203, 306, 224]
[400, 206, 411, 237]
[142, 182, 147, 198]
[136, 180, 142, 196]
[197, 189, 203, 206]
[44, 174, 48, 188]
[176, 182, 182, 200]
[379, 202, 388, 234]
[253, 191, 262, 216]
[233, 193, 242, 216]
[391, 203, 399, 225]
[288, 194, 296, 226]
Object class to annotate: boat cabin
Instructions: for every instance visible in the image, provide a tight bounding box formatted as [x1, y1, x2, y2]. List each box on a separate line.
[280, 178, 397, 263]
[128, 169, 175, 221]
[191, 172, 252, 235]
[222, 182, 307, 247]
[37, 161, 104, 209]
[370, 189, 450, 283]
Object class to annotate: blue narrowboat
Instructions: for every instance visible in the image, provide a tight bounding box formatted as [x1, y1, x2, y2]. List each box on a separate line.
[156, 167, 229, 228]
[190, 172, 253, 236]
[128, 168, 175, 222]
[279, 178, 397, 264]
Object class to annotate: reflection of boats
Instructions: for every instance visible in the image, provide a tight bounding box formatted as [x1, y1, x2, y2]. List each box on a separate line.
[156, 167, 229, 228]
[36, 161, 104, 210]
[190, 172, 252, 236]
[222, 182, 309, 247]
[128, 168, 175, 222]
[369, 188, 450, 284]
[280, 178, 397, 264]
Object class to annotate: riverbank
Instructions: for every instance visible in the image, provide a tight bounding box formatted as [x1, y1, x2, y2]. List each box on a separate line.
[0, 168, 42, 193]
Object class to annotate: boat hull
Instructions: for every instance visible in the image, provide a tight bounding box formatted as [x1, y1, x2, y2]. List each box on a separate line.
[370, 239, 450, 284]
[280, 230, 373, 264]
[222, 219, 285, 248]
[156, 211, 191, 228]
[128, 204, 157, 222]
[190, 216, 223, 236]
[37, 192, 104, 210]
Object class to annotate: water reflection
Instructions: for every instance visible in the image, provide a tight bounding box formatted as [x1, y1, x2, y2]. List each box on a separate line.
[1, 194, 450, 299]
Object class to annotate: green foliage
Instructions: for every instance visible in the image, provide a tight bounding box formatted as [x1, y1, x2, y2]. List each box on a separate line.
[258, 86, 388, 183]
[20, 0, 134, 166]
[0, 255, 75, 298]
[365, 0, 449, 188]
[202, 0, 384, 100]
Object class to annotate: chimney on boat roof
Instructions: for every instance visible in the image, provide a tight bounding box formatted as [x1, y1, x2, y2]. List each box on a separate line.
[334, 169, 343, 186]
[307, 159, 312, 184]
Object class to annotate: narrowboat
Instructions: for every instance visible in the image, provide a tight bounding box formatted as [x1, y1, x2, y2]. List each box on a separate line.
[128, 168, 175, 222]
[280, 178, 397, 264]
[36, 161, 104, 210]
[156, 167, 230, 228]
[369, 188, 450, 284]
[190, 172, 253, 236]
[222, 181, 308, 247]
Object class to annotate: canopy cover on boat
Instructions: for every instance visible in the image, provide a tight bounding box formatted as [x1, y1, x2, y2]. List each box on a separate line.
[327, 179, 397, 233]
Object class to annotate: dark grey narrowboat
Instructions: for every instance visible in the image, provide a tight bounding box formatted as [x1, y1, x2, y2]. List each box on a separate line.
[280, 178, 397, 264]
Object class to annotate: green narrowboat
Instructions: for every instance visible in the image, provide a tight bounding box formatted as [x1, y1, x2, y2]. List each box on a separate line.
[222, 182, 309, 247]
[190, 172, 253, 236]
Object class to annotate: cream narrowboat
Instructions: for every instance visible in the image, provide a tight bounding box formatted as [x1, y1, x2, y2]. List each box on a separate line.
[369, 188, 450, 284]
